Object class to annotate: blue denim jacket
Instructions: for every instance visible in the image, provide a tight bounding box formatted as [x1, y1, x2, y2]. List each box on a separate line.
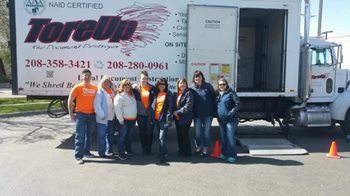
[93, 88, 109, 125]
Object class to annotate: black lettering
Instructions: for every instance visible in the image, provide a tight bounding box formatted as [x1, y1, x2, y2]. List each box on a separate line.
[110, 20, 137, 42]
[25, 18, 51, 42]
[57, 21, 81, 42]
[39, 22, 63, 43]
[93, 16, 120, 40]
[73, 20, 96, 41]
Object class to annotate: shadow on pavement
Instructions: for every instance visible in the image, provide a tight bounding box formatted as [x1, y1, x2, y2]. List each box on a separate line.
[56, 126, 305, 166]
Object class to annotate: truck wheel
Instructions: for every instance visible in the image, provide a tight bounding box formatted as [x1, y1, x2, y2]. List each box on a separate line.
[340, 109, 350, 134]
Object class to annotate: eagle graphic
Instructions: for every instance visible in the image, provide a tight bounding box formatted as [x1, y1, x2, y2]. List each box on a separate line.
[116, 2, 171, 56]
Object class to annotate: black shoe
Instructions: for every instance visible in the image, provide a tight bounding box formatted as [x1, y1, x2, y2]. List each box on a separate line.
[117, 154, 127, 161]
[84, 152, 95, 158]
[194, 148, 201, 155]
[200, 152, 208, 158]
[182, 152, 192, 157]
[144, 148, 152, 155]
[159, 156, 166, 163]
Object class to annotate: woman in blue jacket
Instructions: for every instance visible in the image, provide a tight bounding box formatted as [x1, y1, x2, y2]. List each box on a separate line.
[173, 78, 194, 157]
[93, 75, 116, 158]
[191, 70, 216, 157]
[216, 78, 240, 163]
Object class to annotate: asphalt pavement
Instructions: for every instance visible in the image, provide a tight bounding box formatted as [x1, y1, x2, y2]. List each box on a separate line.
[0, 113, 349, 196]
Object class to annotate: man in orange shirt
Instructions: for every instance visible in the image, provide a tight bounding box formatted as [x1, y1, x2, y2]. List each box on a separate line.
[68, 69, 98, 164]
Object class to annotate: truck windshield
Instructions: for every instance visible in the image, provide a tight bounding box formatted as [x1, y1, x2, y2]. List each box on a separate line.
[311, 48, 333, 66]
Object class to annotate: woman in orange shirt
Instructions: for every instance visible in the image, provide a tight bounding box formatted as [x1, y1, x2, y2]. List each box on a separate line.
[133, 70, 156, 155]
[152, 78, 173, 163]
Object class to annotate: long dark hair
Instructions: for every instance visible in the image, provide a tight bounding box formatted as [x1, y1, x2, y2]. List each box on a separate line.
[192, 70, 206, 84]
[155, 78, 168, 93]
[176, 78, 188, 93]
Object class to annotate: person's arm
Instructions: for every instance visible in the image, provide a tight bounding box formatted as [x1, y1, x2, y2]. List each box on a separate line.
[93, 90, 105, 120]
[114, 94, 124, 125]
[228, 91, 241, 116]
[68, 91, 76, 121]
[175, 91, 193, 115]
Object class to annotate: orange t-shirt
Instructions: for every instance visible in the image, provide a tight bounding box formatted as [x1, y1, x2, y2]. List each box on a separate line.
[140, 85, 150, 109]
[106, 88, 115, 102]
[70, 82, 98, 114]
[155, 92, 166, 120]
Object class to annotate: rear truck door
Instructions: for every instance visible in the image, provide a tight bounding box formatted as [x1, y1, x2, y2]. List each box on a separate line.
[186, 5, 239, 89]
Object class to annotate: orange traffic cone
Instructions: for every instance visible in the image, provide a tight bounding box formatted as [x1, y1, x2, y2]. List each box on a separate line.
[327, 141, 340, 159]
[210, 140, 221, 158]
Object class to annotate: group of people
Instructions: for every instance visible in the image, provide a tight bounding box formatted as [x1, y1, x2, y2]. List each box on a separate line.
[68, 69, 240, 164]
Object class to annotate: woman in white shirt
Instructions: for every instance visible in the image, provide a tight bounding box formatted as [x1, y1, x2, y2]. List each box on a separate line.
[114, 79, 137, 160]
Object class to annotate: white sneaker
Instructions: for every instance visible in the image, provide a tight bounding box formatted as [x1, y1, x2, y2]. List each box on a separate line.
[105, 152, 114, 156]
[76, 159, 84, 164]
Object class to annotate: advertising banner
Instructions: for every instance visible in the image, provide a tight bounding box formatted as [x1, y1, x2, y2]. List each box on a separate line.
[15, 0, 188, 95]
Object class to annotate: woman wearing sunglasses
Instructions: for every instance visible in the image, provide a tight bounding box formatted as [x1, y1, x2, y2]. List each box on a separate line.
[216, 77, 240, 163]
[152, 78, 173, 163]
[114, 79, 137, 161]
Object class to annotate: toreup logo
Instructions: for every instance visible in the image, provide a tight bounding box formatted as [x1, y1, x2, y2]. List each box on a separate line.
[25, 16, 138, 43]
[24, 0, 46, 15]
[23, 2, 171, 56]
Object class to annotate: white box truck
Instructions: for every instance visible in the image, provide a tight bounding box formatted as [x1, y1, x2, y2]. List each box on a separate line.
[8, 0, 350, 134]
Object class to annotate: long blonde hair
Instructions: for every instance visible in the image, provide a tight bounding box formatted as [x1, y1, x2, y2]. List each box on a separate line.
[98, 75, 112, 90]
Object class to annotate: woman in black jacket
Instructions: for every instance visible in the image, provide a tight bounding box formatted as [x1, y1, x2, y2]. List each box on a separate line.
[216, 78, 240, 163]
[173, 78, 194, 157]
[152, 78, 173, 162]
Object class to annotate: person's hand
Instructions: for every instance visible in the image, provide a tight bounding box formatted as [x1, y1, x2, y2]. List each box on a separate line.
[69, 113, 76, 121]
[173, 111, 179, 118]
[119, 120, 124, 125]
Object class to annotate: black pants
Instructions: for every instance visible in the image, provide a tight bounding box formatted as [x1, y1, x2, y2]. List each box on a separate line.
[175, 121, 192, 156]
[137, 115, 154, 153]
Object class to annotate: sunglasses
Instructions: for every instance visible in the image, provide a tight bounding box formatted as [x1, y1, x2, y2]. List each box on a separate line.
[159, 83, 166, 85]
[219, 83, 227, 86]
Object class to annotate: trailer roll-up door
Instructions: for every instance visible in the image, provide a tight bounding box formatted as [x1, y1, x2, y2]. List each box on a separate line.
[186, 5, 239, 89]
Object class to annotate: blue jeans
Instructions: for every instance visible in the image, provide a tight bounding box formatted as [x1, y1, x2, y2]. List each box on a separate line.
[218, 120, 238, 158]
[75, 112, 96, 159]
[194, 116, 213, 148]
[106, 119, 116, 153]
[118, 119, 136, 155]
[154, 121, 168, 156]
[96, 122, 107, 156]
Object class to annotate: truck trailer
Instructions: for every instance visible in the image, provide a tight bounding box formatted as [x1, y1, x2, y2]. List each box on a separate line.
[8, 0, 350, 134]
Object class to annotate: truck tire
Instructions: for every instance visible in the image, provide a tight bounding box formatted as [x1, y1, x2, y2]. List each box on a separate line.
[340, 109, 350, 134]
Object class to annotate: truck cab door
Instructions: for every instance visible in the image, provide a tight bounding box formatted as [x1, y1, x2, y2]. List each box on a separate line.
[310, 47, 336, 98]
[186, 5, 239, 89]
